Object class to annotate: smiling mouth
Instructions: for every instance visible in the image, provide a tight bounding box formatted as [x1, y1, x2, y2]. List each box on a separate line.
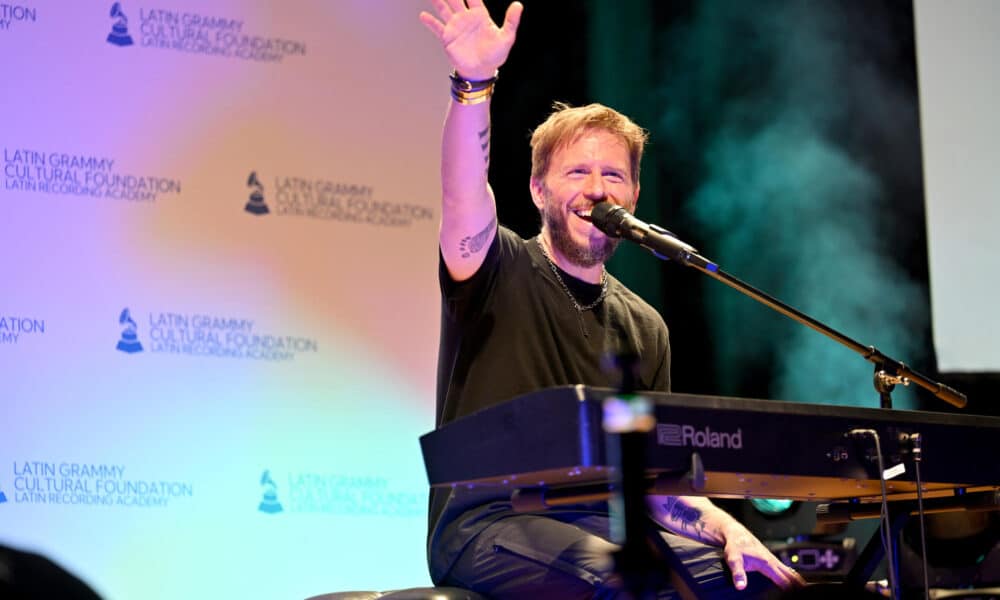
[571, 207, 593, 222]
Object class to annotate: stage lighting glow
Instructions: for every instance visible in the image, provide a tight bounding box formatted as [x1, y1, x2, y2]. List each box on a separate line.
[750, 498, 795, 516]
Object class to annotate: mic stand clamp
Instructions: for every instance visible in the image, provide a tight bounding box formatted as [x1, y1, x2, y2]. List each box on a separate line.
[874, 366, 910, 409]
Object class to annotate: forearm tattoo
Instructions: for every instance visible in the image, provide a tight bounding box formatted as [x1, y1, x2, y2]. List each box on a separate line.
[478, 126, 490, 172]
[660, 497, 711, 541]
[459, 216, 496, 258]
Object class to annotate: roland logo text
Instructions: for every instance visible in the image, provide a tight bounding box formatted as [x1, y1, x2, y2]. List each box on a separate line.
[656, 423, 743, 449]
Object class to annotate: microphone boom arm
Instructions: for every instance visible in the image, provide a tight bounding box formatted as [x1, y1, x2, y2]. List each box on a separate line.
[592, 201, 966, 409]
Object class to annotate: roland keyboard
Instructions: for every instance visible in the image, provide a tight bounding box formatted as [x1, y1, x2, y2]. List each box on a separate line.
[421, 385, 1000, 503]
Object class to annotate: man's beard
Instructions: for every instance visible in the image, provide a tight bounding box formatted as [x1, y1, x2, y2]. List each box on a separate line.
[542, 197, 621, 268]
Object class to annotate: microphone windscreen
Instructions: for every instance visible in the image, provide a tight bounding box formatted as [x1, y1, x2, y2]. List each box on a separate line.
[590, 201, 622, 236]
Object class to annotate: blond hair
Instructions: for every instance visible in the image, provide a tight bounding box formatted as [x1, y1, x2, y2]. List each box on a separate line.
[529, 102, 649, 184]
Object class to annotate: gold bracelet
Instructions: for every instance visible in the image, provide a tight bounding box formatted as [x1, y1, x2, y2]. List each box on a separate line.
[449, 70, 497, 105]
[450, 85, 494, 105]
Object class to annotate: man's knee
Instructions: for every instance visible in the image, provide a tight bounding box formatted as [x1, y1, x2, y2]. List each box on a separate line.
[444, 516, 621, 598]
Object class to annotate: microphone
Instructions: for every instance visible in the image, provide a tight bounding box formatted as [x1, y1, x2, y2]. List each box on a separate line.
[590, 201, 717, 272]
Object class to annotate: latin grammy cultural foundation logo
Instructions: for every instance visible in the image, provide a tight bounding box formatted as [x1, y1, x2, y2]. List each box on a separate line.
[106, 2, 134, 46]
[102, 2, 307, 63]
[116, 307, 143, 353]
[268, 470, 423, 516]
[258, 469, 283, 514]
[114, 307, 318, 361]
[4, 147, 182, 202]
[10, 460, 194, 508]
[245, 171, 269, 215]
[243, 170, 434, 227]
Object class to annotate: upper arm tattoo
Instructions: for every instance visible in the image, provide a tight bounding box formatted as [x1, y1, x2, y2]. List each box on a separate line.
[458, 216, 496, 258]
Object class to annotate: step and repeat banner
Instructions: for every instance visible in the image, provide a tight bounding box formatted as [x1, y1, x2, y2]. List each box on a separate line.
[1, 2, 447, 597]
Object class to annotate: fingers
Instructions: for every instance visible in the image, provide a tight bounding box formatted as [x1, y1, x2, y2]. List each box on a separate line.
[759, 560, 807, 590]
[728, 548, 806, 591]
[418, 11, 445, 39]
[502, 1, 523, 39]
[420, 0, 521, 75]
[725, 552, 749, 591]
[783, 563, 808, 588]
[441, 0, 467, 14]
[428, 0, 455, 21]
[763, 563, 796, 590]
[759, 554, 806, 590]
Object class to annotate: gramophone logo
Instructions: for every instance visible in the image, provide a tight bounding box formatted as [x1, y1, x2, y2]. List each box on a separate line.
[0, 481, 8, 505]
[245, 171, 269, 215]
[115, 307, 144, 353]
[258, 469, 283, 514]
[106, 2, 134, 46]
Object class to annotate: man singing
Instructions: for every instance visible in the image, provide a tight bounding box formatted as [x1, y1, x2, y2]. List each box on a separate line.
[420, 1, 805, 597]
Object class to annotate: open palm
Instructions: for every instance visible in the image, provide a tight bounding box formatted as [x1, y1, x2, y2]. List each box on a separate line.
[420, 0, 523, 81]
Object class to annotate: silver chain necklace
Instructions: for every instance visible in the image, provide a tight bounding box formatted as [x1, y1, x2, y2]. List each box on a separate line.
[537, 237, 608, 312]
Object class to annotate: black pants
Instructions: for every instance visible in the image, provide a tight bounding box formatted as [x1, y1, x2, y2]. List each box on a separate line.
[441, 514, 778, 599]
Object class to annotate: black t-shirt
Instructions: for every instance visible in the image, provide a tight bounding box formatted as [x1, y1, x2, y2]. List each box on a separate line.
[429, 226, 671, 581]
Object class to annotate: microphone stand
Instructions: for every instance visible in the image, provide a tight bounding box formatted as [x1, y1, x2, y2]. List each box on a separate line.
[599, 212, 971, 599]
[628, 235, 966, 411]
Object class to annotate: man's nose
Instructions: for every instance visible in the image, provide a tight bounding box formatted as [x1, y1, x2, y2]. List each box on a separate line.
[583, 172, 605, 199]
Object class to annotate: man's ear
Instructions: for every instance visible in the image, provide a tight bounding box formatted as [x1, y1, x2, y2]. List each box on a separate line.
[529, 177, 545, 211]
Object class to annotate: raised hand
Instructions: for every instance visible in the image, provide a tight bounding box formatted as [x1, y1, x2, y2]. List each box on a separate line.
[419, 0, 523, 81]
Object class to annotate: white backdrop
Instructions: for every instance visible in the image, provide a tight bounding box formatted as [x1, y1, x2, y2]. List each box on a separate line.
[915, 0, 1000, 373]
[0, 1, 449, 598]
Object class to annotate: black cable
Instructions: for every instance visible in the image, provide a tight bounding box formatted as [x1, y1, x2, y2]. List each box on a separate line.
[849, 428, 899, 600]
[910, 433, 930, 600]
